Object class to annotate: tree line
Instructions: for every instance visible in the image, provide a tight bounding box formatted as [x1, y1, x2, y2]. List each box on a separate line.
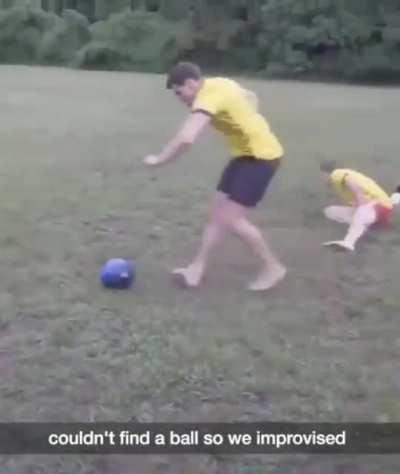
[0, 0, 399, 82]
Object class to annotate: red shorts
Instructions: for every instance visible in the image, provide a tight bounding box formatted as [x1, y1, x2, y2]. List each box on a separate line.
[374, 203, 393, 226]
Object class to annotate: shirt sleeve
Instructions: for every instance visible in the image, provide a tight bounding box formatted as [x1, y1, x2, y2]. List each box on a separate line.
[340, 173, 349, 186]
[192, 91, 223, 116]
[331, 170, 347, 187]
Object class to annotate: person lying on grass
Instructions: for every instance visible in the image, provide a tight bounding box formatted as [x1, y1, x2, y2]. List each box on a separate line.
[321, 160, 399, 251]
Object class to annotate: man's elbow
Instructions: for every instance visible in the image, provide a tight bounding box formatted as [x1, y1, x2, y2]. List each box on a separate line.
[178, 133, 196, 147]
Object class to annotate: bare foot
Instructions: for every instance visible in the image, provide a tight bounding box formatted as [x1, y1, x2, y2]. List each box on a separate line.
[171, 265, 204, 288]
[323, 240, 354, 251]
[248, 265, 287, 292]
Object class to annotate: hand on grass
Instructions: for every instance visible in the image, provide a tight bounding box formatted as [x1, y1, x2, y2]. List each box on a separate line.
[143, 154, 160, 166]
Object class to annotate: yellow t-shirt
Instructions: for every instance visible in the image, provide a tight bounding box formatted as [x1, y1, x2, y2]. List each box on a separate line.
[330, 169, 393, 208]
[191, 77, 284, 160]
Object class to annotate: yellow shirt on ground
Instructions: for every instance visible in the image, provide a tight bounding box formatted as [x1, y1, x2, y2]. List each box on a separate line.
[330, 169, 393, 208]
[191, 77, 284, 160]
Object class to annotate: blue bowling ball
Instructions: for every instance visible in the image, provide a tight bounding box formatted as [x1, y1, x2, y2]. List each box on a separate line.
[100, 258, 135, 289]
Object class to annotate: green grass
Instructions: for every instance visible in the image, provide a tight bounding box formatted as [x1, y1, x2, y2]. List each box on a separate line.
[0, 65, 400, 472]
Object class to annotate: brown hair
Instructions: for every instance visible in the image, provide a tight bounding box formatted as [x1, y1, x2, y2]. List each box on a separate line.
[320, 160, 337, 173]
[166, 62, 203, 89]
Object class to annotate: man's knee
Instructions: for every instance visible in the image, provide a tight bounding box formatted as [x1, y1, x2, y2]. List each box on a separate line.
[209, 192, 228, 222]
[324, 205, 354, 224]
[212, 210, 235, 229]
[211, 196, 246, 227]
[354, 203, 377, 226]
[324, 206, 338, 221]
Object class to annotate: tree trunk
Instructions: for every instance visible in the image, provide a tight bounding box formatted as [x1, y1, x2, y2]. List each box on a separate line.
[94, 0, 107, 19]
[247, 0, 261, 23]
[192, 0, 209, 30]
[131, 0, 145, 10]
[47, 0, 63, 14]
[77, 0, 95, 20]
[160, 0, 189, 21]
[64, 0, 77, 9]
[30, 0, 42, 8]
[364, 0, 381, 21]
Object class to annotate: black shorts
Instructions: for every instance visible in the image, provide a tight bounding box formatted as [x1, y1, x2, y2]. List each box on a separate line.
[217, 156, 281, 207]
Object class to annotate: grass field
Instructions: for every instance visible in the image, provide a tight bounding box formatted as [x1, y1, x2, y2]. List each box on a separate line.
[1, 65, 400, 473]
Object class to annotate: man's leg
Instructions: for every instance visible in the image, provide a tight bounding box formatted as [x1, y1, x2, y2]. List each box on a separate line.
[324, 205, 355, 224]
[324, 202, 377, 251]
[221, 198, 286, 291]
[173, 157, 285, 290]
[341, 202, 377, 250]
[172, 192, 286, 290]
[172, 192, 228, 287]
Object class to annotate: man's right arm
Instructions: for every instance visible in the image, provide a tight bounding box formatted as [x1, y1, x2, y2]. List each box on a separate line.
[143, 112, 211, 166]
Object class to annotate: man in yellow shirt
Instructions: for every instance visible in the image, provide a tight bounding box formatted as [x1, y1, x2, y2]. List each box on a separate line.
[143, 62, 286, 291]
[321, 161, 399, 251]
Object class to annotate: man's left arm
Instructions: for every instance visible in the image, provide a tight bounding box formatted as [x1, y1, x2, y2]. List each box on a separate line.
[344, 176, 369, 206]
[143, 112, 211, 166]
